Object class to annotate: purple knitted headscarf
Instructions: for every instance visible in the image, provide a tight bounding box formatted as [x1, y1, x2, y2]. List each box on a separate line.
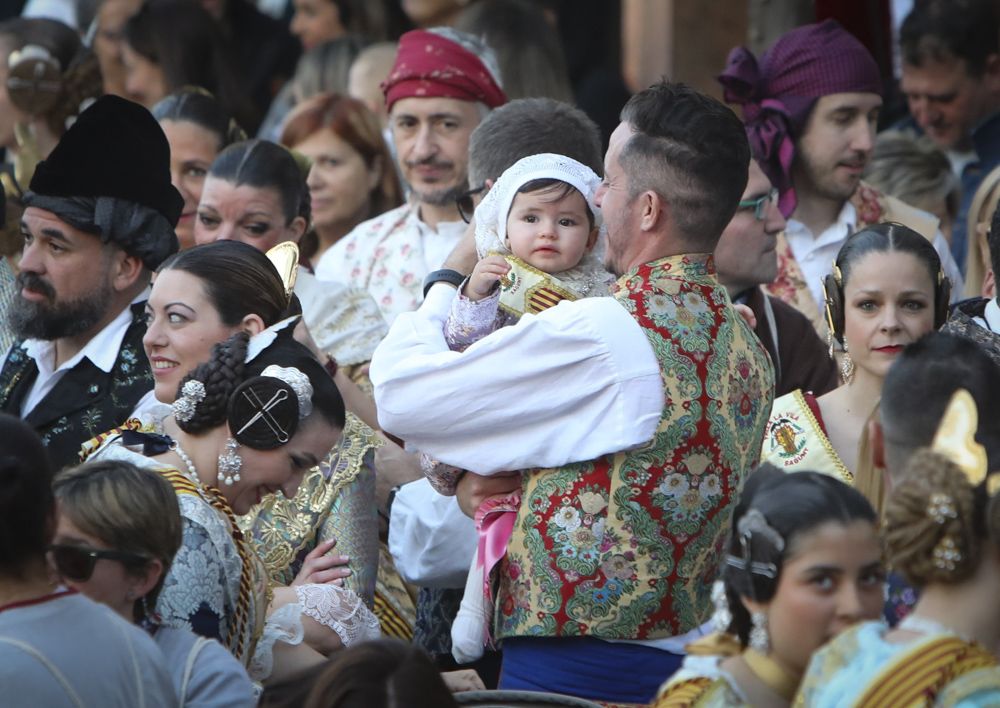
[717, 20, 882, 217]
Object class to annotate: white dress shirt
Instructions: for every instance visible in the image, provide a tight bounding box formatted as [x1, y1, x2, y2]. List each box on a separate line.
[19, 292, 149, 417]
[786, 202, 964, 320]
[370, 283, 664, 474]
[388, 478, 477, 589]
[973, 297, 1000, 332]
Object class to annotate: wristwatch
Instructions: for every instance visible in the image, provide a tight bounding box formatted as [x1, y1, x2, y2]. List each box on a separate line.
[423, 269, 466, 298]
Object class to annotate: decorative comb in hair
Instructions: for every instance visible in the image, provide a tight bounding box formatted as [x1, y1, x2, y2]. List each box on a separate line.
[725, 509, 785, 581]
[931, 389, 995, 494]
[265, 242, 299, 300]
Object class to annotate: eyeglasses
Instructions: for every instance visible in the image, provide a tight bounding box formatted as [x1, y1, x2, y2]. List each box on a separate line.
[49, 544, 150, 582]
[737, 188, 779, 220]
[456, 184, 486, 224]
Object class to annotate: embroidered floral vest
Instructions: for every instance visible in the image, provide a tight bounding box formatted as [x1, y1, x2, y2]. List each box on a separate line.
[497, 254, 775, 640]
[0, 304, 153, 469]
[766, 184, 940, 340]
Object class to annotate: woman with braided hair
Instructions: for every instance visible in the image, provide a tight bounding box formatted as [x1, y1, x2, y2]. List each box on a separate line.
[83, 316, 381, 684]
[652, 466, 884, 707]
[796, 390, 1000, 706]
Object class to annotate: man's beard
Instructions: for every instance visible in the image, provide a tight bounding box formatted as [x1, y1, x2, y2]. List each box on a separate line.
[409, 181, 470, 208]
[8, 271, 114, 341]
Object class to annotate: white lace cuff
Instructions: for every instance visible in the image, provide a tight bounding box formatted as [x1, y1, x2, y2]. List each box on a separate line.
[249, 602, 304, 682]
[295, 584, 381, 647]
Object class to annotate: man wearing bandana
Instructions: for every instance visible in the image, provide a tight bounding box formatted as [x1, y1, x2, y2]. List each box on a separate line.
[0, 96, 181, 468]
[718, 20, 963, 339]
[315, 28, 507, 325]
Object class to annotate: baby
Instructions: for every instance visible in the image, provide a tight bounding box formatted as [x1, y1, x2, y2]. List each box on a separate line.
[425, 153, 612, 663]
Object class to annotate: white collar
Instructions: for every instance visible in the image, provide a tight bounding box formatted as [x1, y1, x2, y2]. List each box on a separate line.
[412, 204, 467, 238]
[786, 201, 857, 245]
[983, 298, 1000, 332]
[22, 289, 148, 376]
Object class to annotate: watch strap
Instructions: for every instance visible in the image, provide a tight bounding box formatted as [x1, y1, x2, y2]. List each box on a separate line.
[423, 269, 466, 298]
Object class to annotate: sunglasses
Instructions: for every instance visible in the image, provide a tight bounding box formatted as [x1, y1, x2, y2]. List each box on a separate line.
[737, 188, 779, 220]
[49, 544, 150, 582]
[456, 184, 486, 223]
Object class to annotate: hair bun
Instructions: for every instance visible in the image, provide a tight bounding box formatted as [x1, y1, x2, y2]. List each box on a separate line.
[885, 449, 981, 587]
[227, 376, 300, 450]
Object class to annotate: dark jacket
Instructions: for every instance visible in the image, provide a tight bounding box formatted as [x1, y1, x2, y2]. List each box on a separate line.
[0, 303, 153, 469]
[742, 286, 839, 398]
[942, 297, 1000, 366]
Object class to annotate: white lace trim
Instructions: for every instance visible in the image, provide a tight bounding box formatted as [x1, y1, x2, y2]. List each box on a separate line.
[294, 584, 381, 647]
[248, 602, 304, 682]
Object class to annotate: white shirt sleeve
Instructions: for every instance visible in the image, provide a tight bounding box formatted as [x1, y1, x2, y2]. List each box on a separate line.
[932, 231, 965, 302]
[388, 478, 477, 588]
[370, 283, 664, 474]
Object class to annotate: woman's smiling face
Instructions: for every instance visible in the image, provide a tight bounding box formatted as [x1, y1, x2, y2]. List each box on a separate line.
[142, 269, 244, 403]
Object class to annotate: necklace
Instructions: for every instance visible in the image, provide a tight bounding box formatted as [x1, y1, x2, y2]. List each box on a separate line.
[170, 440, 199, 483]
[742, 648, 799, 701]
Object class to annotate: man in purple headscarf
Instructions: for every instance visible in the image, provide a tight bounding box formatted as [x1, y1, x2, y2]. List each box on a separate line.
[719, 19, 963, 337]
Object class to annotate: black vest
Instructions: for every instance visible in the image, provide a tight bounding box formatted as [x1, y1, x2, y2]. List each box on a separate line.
[0, 303, 153, 469]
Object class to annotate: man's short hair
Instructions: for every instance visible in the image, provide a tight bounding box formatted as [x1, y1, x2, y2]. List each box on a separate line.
[900, 0, 999, 76]
[619, 81, 750, 248]
[467, 98, 603, 186]
[881, 332, 1000, 477]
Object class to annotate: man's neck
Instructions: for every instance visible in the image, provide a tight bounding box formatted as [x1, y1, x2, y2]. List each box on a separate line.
[51, 299, 133, 369]
[418, 201, 462, 231]
[792, 190, 846, 238]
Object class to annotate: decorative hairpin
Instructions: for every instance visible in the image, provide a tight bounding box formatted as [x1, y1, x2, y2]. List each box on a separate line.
[927, 493, 957, 525]
[237, 387, 291, 443]
[931, 389, 993, 492]
[725, 509, 785, 581]
[265, 242, 299, 299]
[172, 380, 205, 422]
[261, 365, 313, 418]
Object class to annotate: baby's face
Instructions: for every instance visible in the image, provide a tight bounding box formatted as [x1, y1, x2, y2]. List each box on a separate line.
[505, 186, 595, 274]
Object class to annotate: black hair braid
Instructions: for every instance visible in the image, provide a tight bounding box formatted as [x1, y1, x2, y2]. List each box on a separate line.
[175, 332, 249, 434]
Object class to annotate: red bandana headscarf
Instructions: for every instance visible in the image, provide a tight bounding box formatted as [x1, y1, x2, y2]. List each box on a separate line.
[717, 20, 882, 217]
[382, 29, 507, 112]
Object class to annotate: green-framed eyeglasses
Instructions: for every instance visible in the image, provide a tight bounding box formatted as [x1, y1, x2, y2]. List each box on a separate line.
[737, 188, 779, 220]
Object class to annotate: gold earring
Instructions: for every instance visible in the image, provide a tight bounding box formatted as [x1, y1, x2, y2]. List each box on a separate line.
[841, 342, 855, 383]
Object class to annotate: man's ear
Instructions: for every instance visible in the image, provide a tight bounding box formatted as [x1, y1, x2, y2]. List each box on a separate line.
[983, 53, 1000, 92]
[111, 251, 146, 293]
[982, 267, 995, 300]
[638, 190, 664, 232]
[129, 558, 164, 604]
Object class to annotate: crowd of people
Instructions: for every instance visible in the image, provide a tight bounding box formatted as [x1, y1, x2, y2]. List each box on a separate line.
[2, 0, 1000, 706]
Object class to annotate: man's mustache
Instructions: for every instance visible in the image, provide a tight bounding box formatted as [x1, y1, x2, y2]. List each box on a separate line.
[16, 271, 55, 300]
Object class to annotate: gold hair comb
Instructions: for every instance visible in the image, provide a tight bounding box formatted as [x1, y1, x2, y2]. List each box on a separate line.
[265, 242, 299, 300]
[931, 389, 997, 493]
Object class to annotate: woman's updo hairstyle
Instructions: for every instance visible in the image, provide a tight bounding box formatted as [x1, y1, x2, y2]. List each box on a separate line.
[156, 241, 291, 328]
[175, 326, 344, 449]
[823, 222, 950, 345]
[884, 449, 990, 587]
[722, 465, 878, 646]
[208, 140, 308, 227]
[152, 87, 247, 149]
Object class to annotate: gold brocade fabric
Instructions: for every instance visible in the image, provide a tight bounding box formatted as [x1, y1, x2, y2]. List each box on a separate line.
[241, 412, 381, 605]
[374, 543, 417, 640]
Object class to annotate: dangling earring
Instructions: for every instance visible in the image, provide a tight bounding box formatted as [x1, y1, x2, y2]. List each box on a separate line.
[826, 329, 835, 361]
[749, 611, 770, 652]
[710, 580, 732, 633]
[217, 437, 242, 486]
[840, 342, 855, 383]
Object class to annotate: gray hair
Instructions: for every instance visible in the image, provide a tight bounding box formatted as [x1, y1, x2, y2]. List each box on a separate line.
[468, 98, 602, 186]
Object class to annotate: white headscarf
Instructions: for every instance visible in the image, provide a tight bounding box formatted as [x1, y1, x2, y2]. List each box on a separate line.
[473, 153, 613, 298]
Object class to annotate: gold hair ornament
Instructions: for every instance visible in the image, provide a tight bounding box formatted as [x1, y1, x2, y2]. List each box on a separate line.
[265, 242, 299, 300]
[930, 389, 997, 494]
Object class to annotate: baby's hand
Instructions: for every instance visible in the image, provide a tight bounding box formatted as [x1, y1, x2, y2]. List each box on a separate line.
[464, 255, 511, 301]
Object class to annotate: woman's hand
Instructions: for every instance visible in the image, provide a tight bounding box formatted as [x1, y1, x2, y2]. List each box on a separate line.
[455, 471, 521, 518]
[291, 538, 352, 586]
[464, 255, 510, 301]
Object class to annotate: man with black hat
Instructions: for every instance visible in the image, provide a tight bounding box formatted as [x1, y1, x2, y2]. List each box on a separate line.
[0, 95, 182, 468]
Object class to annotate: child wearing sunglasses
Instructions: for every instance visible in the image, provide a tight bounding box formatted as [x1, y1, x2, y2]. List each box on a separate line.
[422, 153, 614, 663]
[51, 459, 256, 706]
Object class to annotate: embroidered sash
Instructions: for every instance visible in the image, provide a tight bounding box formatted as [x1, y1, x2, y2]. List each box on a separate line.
[855, 635, 998, 707]
[493, 253, 581, 317]
[761, 390, 852, 483]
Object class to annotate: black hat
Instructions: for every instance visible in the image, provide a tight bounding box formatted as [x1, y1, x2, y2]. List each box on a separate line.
[28, 95, 183, 225]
